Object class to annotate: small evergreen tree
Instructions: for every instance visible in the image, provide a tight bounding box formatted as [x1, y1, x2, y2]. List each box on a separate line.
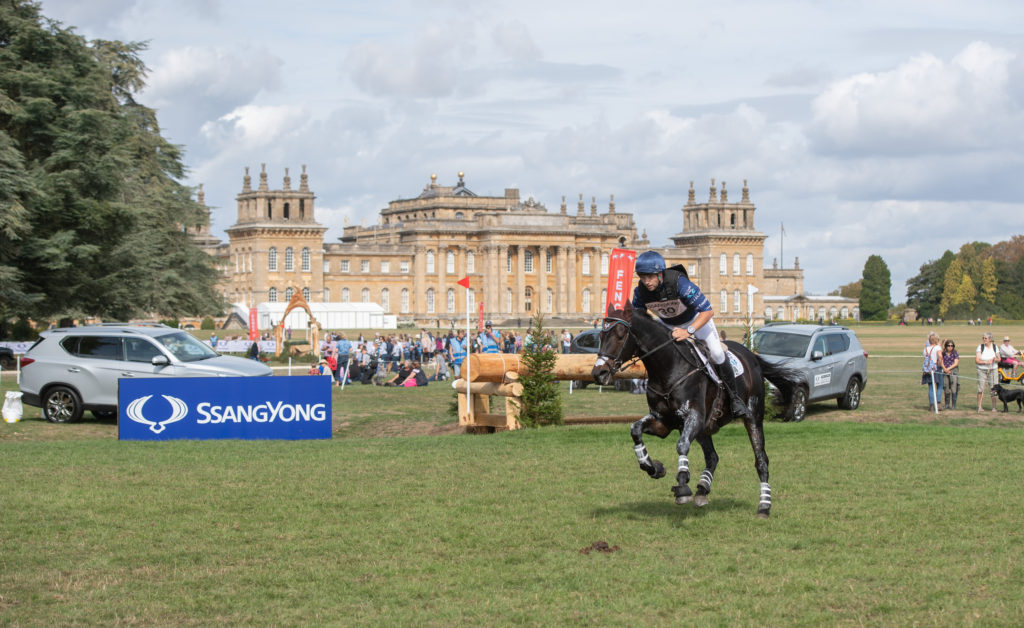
[859, 255, 892, 321]
[518, 311, 562, 427]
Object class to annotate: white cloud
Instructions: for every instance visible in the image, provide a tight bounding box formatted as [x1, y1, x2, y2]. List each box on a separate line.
[145, 45, 282, 107]
[200, 104, 310, 148]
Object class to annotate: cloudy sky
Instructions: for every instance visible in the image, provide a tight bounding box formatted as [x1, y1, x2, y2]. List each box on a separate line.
[38, 0, 1024, 302]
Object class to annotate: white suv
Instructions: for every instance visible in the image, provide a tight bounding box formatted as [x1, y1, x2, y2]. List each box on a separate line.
[19, 324, 272, 423]
[751, 324, 868, 422]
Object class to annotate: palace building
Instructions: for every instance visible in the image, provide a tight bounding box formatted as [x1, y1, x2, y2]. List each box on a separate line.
[195, 166, 858, 327]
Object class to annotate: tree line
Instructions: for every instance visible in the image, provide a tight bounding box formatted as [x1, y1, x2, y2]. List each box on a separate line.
[0, 1, 222, 333]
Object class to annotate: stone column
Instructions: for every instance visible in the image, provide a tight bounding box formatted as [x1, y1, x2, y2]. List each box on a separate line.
[436, 245, 447, 318]
[593, 246, 604, 316]
[567, 245, 577, 315]
[515, 245, 526, 315]
[538, 245, 548, 315]
[413, 245, 426, 317]
[498, 244, 509, 317]
[557, 246, 569, 314]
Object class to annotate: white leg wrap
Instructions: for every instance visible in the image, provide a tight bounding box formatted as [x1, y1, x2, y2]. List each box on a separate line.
[634, 444, 651, 466]
[677, 455, 689, 474]
[759, 482, 772, 507]
[698, 469, 714, 491]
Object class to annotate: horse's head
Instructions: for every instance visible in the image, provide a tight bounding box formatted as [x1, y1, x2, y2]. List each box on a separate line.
[592, 301, 639, 386]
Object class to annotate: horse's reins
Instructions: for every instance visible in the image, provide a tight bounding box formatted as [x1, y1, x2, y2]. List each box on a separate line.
[597, 317, 708, 401]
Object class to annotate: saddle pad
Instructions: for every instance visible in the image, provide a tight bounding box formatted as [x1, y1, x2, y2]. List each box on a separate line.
[689, 341, 744, 382]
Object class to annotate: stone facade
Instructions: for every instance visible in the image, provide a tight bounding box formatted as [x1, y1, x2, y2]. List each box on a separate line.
[197, 167, 858, 327]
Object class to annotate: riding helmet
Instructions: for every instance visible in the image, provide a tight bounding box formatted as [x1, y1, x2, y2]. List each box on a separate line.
[635, 251, 666, 274]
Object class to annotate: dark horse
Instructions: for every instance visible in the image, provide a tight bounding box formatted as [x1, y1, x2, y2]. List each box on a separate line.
[592, 301, 801, 517]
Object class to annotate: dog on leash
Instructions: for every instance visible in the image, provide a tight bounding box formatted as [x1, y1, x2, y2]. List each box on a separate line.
[991, 384, 1024, 412]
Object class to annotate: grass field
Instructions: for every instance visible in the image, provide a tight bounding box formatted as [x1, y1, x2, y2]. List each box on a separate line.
[2, 322, 1023, 625]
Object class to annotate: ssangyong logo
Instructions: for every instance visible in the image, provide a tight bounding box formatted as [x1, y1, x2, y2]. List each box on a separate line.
[126, 394, 189, 434]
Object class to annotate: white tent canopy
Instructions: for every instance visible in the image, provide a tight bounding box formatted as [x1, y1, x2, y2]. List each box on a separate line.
[233, 302, 397, 331]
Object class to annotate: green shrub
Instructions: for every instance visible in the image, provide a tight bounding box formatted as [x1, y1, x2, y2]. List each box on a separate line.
[160, 318, 179, 328]
[518, 311, 563, 427]
[200, 317, 216, 330]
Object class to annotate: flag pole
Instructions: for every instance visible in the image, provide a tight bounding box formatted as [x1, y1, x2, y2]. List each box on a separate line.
[464, 279, 472, 427]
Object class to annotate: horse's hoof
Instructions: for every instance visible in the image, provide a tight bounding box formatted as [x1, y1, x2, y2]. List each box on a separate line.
[672, 484, 692, 504]
[650, 461, 666, 479]
[675, 494, 692, 505]
[694, 494, 709, 507]
[756, 510, 770, 519]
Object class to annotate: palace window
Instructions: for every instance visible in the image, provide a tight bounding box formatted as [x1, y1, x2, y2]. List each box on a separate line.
[720, 290, 727, 312]
[546, 250, 552, 273]
[283, 202, 290, 220]
[323, 287, 330, 302]
[267, 199, 272, 219]
[601, 252, 609, 275]
[341, 260, 350, 273]
[302, 248, 310, 272]
[341, 288, 350, 303]
[401, 260, 409, 273]
[268, 247, 278, 271]
[299, 198, 305, 219]
[361, 260, 369, 273]
[733, 289, 741, 312]
[764, 307, 773, 321]
[719, 253, 727, 275]
[401, 289, 410, 313]
[547, 289, 553, 312]
[426, 289, 435, 313]
[467, 251, 475, 273]
[426, 251, 435, 274]
[524, 287, 533, 312]
[285, 287, 294, 301]
[582, 253, 591, 275]
[285, 248, 294, 271]
[582, 289, 591, 312]
[381, 288, 389, 312]
[746, 254, 754, 275]
[733, 253, 740, 275]
[506, 250, 512, 273]
[506, 288, 512, 313]
[601, 289, 607, 310]
[524, 250, 534, 273]
[446, 251, 455, 274]
[689, 264, 696, 277]
[303, 287, 310, 301]
[269, 287, 278, 302]
[323, 260, 329, 273]
[447, 288, 455, 313]
[361, 288, 370, 303]
[381, 261, 390, 274]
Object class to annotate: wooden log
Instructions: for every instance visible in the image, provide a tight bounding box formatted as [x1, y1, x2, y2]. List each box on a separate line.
[453, 379, 524, 397]
[563, 415, 639, 425]
[466, 353, 647, 382]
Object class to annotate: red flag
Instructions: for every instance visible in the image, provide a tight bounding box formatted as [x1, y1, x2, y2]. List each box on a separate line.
[604, 248, 637, 311]
[478, 301, 484, 331]
[247, 307, 259, 340]
[457, 277, 470, 288]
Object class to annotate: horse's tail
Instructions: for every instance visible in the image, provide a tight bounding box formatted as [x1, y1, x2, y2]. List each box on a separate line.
[756, 356, 803, 410]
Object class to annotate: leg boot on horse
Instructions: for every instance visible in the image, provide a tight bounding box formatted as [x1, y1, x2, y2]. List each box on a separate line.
[714, 360, 750, 418]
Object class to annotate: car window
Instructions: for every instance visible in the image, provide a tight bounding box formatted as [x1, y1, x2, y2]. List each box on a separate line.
[812, 336, 828, 356]
[155, 331, 218, 362]
[125, 337, 164, 363]
[575, 332, 600, 351]
[825, 334, 849, 355]
[752, 331, 810, 358]
[75, 336, 123, 360]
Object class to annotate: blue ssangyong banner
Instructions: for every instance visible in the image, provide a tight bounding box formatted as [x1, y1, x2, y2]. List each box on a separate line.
[118, 376, 332, 441]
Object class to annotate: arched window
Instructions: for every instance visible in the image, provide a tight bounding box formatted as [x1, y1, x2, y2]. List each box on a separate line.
[268, 247, 278, 271]
[720, 290, 728, 312]
[467, 251, 475, 273]
[524, 250, 534, 272]
[582, 289, 591, 312]
[764, 307, 773, 321]
[426, 288, 435, 313]
[361, 288, 370, 303]
[446, 250, 455, 274]
[301, 248, 310, 272]
[777, 306, 784, 320]
[283, 202, 290, 220]
[733, 289, 741, 312]
[829, 306, 838, 319]
[733, 253, 740, 275]
[447, 288, 455, 313]
[840, 306, 849, 318]
[269, 287, 278, 302]
[719, 253, 727, 275]
[381, 288, 389, 312]
[746, 254, 754, 275]
[524, 287, 533, 312]
[582, 253, 591, 275]
[426, 250, 435, 274]
[285, 247, 294, 271]
[401, 289, 410, 313]
[341, 288, 350, 303]
[285, 287, 294, 302]
[302, 287, 310, 301]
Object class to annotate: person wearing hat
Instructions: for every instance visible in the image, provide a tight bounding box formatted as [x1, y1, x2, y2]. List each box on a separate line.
[998, 336, 1021, 377]
[975, 332, 1000, 412]
[448, 329, 468, 378]
[478, 321, 501, 354]
[631, 250, 749, 418]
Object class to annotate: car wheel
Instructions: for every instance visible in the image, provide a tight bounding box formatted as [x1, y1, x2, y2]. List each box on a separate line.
[0, 355, 13, 370]
[787, 387, 807, 422]
[43, 386, 83, 423]
[92, 410, 117, 421]
[838, 378, 861, 410]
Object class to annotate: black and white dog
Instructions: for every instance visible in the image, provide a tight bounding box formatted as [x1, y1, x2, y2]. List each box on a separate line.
[991, 384, 1024, 412]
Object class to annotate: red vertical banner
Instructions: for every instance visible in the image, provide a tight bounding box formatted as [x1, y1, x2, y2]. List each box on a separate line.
[605, 248, 637, 311]
[478, 301, 484, 331]
[248, 308, 259, 340]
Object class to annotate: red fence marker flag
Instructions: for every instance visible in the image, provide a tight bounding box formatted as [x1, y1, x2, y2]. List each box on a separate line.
[605, 248, 637, 312]
[457, 276, 470, 289]
[248, 307, 259, 340]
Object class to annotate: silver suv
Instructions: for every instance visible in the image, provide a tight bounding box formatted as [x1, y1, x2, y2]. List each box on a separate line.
[19, 324, 272, 423]
[751, 323, 868, 422]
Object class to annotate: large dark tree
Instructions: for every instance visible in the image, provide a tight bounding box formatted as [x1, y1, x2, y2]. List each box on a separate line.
[0, 1, 221, 323]
[905, 250, 955, 319]
[859, 255, 891, 321]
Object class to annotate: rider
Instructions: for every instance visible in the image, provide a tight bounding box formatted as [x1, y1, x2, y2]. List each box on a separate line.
[631, 250, 749, 417]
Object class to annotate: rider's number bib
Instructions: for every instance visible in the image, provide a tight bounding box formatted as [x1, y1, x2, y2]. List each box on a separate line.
[646, 299, 685, 320]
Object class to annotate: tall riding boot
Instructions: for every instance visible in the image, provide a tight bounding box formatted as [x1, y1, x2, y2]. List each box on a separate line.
[714, 360, 750, 418]
[951, 386, 958, 410]
[943, 389, 951, 410]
